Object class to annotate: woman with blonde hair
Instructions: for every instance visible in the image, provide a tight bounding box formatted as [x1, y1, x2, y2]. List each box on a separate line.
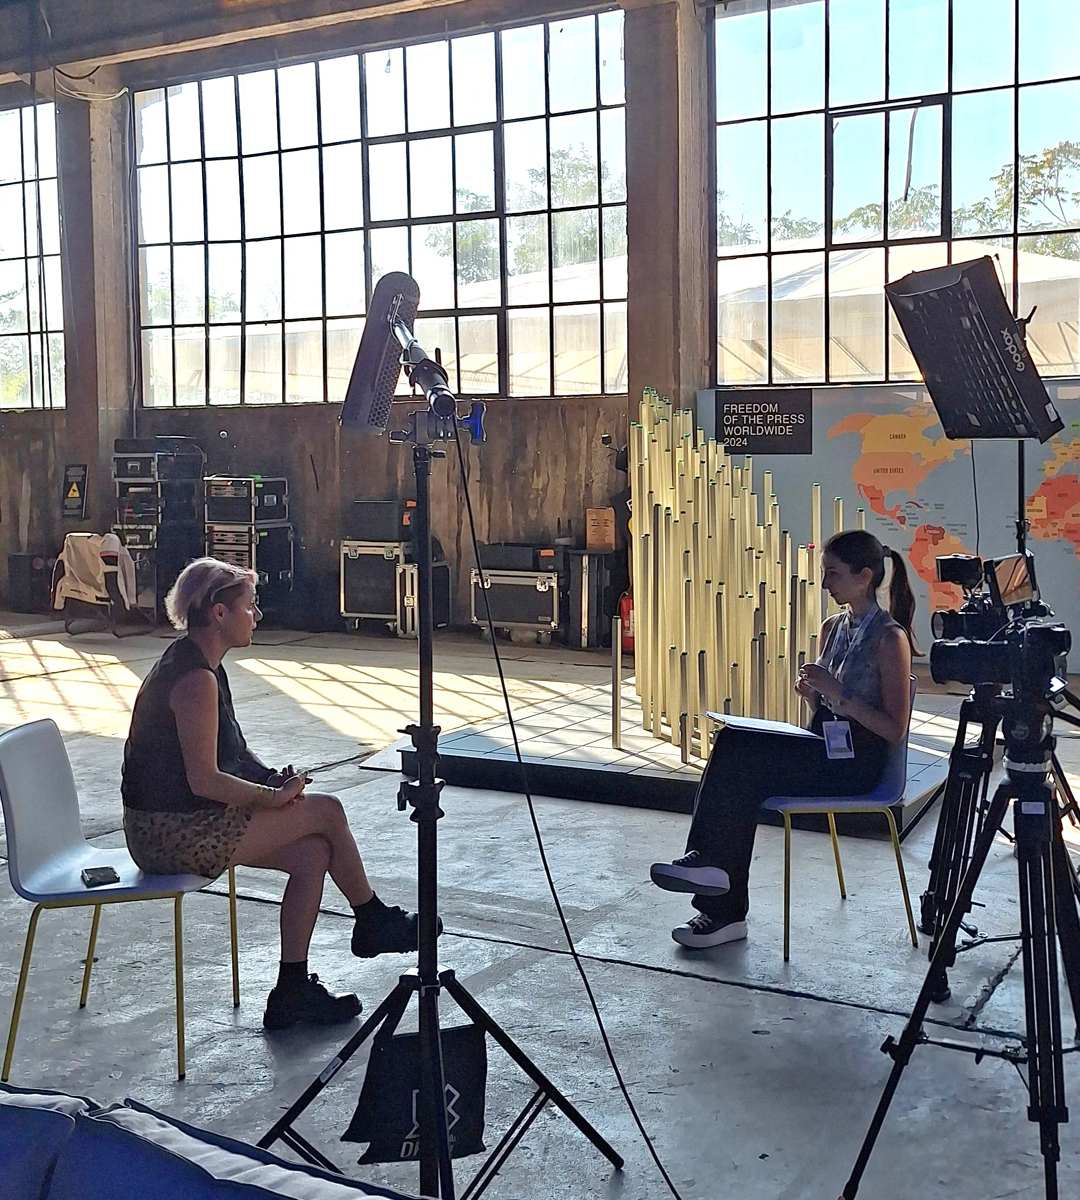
[122, 558, 428, 1030]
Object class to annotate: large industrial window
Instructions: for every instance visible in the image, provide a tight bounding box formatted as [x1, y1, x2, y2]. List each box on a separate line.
[134, 11, 626, 406]
[713, 0, 1080, 385]
[0, 102, 64, 409]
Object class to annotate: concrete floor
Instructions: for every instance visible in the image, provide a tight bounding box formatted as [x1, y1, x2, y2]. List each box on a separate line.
[2, 616, 1080, 1199]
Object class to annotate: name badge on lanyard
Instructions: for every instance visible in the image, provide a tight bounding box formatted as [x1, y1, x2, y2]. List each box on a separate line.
[823, 719, 856, 760]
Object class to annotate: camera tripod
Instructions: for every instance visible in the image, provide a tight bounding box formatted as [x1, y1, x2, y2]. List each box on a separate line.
[259, 406, 622, 1197]
[841, 699, 1080, 1200]
[919, 684, 1080, 1002]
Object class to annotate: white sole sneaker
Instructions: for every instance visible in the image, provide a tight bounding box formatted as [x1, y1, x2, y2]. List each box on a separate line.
[671, 919, 748, 949]
[650, 861, 731, 896]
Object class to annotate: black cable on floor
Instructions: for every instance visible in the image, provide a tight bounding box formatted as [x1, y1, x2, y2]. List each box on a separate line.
[452, 423, 685, 1200]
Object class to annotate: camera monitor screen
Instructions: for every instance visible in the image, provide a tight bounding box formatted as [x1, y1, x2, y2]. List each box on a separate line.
[986, 553, 1036, 608]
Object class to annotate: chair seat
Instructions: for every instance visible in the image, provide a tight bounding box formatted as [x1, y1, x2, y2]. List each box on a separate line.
[14, 844, 210, 905]
[763, 793, 898, 814]
[764, 741, 909, 815]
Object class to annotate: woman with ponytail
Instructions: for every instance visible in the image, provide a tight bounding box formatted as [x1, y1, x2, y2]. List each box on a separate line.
[650, 529, 917, 949]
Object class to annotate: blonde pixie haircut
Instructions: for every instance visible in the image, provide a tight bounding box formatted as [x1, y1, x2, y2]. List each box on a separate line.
[165, 557, 258, 632]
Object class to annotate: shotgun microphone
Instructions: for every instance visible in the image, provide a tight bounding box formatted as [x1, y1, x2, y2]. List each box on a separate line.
[340, 272, 420, 434]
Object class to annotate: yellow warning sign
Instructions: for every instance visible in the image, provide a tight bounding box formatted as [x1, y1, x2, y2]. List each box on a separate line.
[63, 464, 87, 518]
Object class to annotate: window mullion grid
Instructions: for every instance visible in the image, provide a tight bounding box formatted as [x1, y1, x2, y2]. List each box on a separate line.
[448, 36, 465, 391]
[446, 53, 459, 394]
[275, 71, 287, 405]
[594, 13, 606, 395]
[18, 103, 34, 407]
[314, 63, 329, 404]
[765, 0, 773, 385]
[164, 89, 178, 408]
[403, 47, 417, 401]
[707, 4, 718, 389]
[233, 76, 248, 405]
[32, 105, 52, 408]
[198, 83, 210, 405]
[494, 29, 509, 399]
[130, 95, 146, 415]
[881, 95, 890, 381]
[360, 58, 374, 312]
[1011, 0, 1021, 314]
[823, 0, 833, 386]
[883, 113, 892, 379]
[544, 20, 555, 397]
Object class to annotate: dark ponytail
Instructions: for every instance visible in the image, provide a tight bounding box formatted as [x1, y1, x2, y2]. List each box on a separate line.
[885, 548, 920, 654]
[822, 529, 920, 654]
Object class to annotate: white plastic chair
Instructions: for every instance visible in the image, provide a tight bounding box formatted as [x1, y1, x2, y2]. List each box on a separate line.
[0, 719, 241, 1081]
[763, 677, 919, 961]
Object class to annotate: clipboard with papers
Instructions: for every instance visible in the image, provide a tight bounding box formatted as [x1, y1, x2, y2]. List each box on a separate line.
[705, 712, 823, 740]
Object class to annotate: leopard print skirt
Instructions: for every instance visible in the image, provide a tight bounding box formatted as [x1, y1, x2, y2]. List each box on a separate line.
[123, 805, 254, 880]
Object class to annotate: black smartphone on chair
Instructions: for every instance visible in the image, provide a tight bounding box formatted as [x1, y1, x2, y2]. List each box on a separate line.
[81, 866, 120, 887]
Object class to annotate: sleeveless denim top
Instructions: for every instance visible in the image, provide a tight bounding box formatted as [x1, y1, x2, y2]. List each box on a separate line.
[816, 603, 898, 725]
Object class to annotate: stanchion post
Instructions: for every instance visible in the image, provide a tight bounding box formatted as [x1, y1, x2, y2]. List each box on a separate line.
[611, 616, 622, 750]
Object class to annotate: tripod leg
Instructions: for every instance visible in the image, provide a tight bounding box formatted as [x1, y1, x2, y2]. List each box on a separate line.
[444, 976, 624, 1170]
[1014, 794, 1067, 1200]
[279, 1126, 340, 1173]
[841, 782, 1012, 1199]
[1050, 829, 1080, 1030]
[418, 984, 456, 1200]
[462, 1089, 548, 1200]
[258, 979, 413, 1156]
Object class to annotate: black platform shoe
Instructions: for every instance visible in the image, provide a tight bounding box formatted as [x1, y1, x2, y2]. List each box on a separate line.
[262, 974, 362, 1031]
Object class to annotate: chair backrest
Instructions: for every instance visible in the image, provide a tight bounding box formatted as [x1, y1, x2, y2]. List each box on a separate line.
[0, 720, 86, 895]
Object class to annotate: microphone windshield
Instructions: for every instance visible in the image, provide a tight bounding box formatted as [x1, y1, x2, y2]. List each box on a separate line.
[340, 272, 421, 434]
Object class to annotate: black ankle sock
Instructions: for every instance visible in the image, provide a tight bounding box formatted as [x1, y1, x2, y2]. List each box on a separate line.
[353, 894, 386, 919]
[276, 960, 308, 990]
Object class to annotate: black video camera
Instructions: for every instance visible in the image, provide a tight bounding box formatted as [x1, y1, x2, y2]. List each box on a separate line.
[929, 550, 1070, 694]
[931, 619, 1070, 695]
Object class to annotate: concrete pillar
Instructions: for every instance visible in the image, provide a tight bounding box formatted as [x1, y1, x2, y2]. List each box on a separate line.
[623, 0, 711, 416]
[55, 79, 134, 531]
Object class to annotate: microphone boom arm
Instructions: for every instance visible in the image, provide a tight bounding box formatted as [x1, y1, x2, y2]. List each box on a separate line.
[390, 305, 458, 420]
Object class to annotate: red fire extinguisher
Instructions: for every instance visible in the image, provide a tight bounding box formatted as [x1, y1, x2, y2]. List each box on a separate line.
[619, 593, 634, 653]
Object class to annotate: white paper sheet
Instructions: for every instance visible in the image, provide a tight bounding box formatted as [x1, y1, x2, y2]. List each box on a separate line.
[705, 712, 823, 740]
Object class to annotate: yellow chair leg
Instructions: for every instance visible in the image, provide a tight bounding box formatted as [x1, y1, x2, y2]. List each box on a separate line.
[3, 905, 43, 1082]
[79, 904, 102, 1008]
[228, 868, 240, 1008]
[885, 809, 918, 947]
[174, 894, 186, 1080]
[827, 812, 847, 899]
[783, 813, 792, 963]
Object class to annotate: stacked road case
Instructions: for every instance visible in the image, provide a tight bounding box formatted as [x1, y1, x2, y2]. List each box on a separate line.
[112, 437, 205, 619]
[205, 477, 293, 607]
[340, 541, 450, 637]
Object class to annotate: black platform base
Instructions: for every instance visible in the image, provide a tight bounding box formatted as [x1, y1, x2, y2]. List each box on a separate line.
[398, 744, 944, 841]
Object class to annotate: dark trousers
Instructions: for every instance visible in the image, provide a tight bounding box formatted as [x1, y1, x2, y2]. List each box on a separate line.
[685, 722, 888, 923]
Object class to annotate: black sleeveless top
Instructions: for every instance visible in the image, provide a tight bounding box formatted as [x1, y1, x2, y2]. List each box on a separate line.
[122, 637, 269, 813]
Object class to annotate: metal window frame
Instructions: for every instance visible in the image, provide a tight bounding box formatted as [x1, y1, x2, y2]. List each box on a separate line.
[133, 7, 627, 408]
[0, 100, 64, 410]
[709, 0, 1080, 388]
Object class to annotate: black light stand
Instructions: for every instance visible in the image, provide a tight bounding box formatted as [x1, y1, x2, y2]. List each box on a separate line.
[259, 311, 623, 1198]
